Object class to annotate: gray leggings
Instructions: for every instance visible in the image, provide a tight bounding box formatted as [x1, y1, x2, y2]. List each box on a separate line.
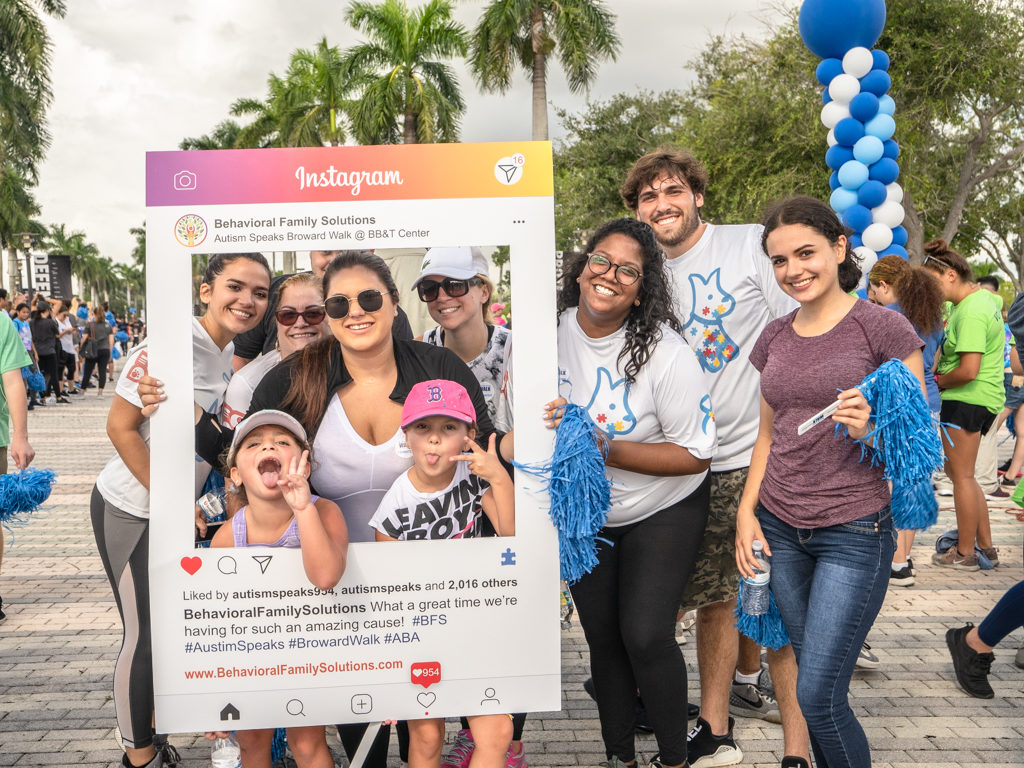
[90, 486, 153, 749]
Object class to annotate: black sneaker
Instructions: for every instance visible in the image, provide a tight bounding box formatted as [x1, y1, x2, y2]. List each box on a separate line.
[686, 716, 742, 768]
[946, 623, 994, 698]
[0, 596, 6, 622]
[908, 556, 916, 576]
[780, 757, 810, 768]
[152, 733, 181, 767]
[890, 564, 915, 586]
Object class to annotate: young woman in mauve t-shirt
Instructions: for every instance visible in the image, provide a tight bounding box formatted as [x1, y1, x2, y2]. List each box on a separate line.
[735, 197, 924, 768]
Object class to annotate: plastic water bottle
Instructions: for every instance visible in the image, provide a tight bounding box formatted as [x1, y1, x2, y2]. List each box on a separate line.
[559, 581, 575, 629]
[740, 541, 771, 616]
[211, 734, 241, 768]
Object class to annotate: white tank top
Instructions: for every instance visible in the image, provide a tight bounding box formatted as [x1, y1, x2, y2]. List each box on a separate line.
[311, 396, 413, 542]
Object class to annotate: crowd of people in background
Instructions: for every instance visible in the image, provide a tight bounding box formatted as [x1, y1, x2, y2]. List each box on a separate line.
[0, 289, 145, 409]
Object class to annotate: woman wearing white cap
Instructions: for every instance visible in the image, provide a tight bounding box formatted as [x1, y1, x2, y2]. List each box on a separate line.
[413, 247, 512, 432]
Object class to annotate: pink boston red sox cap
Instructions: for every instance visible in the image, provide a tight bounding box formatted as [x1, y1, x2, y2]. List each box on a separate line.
[401, 379, 477, 429]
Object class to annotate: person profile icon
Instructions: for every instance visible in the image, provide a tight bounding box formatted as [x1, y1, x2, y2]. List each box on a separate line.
[481, 687, 500, 706]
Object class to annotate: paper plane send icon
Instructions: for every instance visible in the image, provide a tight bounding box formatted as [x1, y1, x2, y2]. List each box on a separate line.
[498, 164, 518, 183]
[252, 555, 273, 574]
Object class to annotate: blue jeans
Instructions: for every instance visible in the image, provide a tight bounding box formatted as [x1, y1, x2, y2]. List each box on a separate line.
[759, 505, 896, 768]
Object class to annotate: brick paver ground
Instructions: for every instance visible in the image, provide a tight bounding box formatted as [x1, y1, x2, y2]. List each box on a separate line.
[1, 381, 1022, 767]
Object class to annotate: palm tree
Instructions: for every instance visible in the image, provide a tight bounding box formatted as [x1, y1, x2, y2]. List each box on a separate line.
[342, 0, 469, 144]
[278, 37, 354, 146]
[0, 0, 67, 177]
[180, 120, 244, 151]
[469, 0, 620, 140]
[0, 168, 40, 290]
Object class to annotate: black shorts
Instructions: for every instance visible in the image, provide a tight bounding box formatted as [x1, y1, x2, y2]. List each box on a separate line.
[940, 399, 997, 435]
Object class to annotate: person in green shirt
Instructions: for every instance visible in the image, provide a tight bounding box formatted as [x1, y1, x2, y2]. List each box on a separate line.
[0, 311, 36, 621]
[925, 239, 1004, 571]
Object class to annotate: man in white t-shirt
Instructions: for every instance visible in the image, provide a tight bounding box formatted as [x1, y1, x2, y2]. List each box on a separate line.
[622, 149, 808, 768]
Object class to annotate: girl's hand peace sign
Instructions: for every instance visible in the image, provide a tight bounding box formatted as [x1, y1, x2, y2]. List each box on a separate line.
[452, 434, 511, 488]
[279, 449, 313, 512]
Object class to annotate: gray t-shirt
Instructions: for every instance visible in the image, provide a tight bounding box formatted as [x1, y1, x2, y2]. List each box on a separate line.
[749, 300, 922, 528]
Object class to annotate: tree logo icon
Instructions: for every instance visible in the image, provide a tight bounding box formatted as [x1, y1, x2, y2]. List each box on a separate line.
[174, 214, 208, 247]
[494, 153, 525, 186]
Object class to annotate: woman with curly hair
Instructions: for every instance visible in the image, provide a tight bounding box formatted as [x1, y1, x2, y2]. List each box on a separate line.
[550, 217, 717, 768]
[867, 254, 946, 585]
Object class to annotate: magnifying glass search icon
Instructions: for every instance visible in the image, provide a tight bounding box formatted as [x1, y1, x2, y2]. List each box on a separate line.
[286, 699, 305, 716]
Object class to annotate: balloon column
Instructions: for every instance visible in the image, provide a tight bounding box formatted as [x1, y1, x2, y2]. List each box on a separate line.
[799, 0, 907, 291]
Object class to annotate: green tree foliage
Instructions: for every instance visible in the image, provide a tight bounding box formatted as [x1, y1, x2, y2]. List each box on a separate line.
[551, 0, 1024, 282]
[180, 120, 243, 150]
[342, 0, 468, 144]
[469, 0, 619, 140]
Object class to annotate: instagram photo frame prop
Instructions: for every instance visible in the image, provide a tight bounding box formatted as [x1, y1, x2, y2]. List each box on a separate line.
[145, 142, 559, 733]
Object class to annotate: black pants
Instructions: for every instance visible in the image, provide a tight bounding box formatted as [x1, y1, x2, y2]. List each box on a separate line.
[37, 352, 60, 397]
[81, 349, 110, 390]
[571, 477, 710, 765]
[60, 350, 76, 389]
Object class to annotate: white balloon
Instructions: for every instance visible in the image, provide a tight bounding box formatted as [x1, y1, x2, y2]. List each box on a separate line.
[821, 101, 851, 129]
[872, 200, 905, 228]
[862, 222, 894, 252]
[854, 245, 878, 285]
[842, 47, 875, 78]
[886, 182, 904, 204]
[828, 73, 861, 104]
[827, 128, 838, 147]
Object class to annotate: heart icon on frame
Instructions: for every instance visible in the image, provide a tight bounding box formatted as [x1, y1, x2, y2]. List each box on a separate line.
[180, 556, 202, 575]
[416, 692, 436, 708]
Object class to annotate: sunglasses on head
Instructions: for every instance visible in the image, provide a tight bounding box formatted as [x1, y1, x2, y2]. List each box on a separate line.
[324, 289, 386, 319]
[416, 277, 482, 303]
[275, 307, 326, 326]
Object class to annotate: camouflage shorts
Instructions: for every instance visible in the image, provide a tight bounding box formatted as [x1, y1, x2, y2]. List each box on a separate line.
[680, 466, 747, 610]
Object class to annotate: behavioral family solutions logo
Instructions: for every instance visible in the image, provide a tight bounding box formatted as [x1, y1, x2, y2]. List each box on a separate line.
[175, 214, 208, 247]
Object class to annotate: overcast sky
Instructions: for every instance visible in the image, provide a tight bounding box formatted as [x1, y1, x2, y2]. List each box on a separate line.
[36, 0, 795, 262]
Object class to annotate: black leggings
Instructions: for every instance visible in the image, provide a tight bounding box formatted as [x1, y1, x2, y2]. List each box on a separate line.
[37, 352, 59, 397]
[570, 477, 710, 765]
[60, 350, 76, 387]
[81, 348, 110, 390]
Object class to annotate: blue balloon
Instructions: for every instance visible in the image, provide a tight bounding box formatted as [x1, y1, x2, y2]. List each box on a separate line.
[877, 94, 896, 115]
[822, 88, 833, 105]
[865, 113, 896, 140]
[892, 226, 908, 247]
[857, 180, 887, 209]
[830, 187, 859, 213]
[880, 244, 909, 260]
[882, 139, 899, 159]
[834, 117, 865, 147]
[829, 171, 841, 191]
[816, 58, 844, 86]
[838, 160, 870, 189]
[871, 49, 890, 71]
[798, 0, 887, 59]
[843, 204, 873, 232]
[860, 69, 891, 96]
[849, 92, 880, 122]
[853, 135, 885, 164]
[826, 145, 854, 170]
[849, 233, 863, 249]
[868, 157, 900, 184]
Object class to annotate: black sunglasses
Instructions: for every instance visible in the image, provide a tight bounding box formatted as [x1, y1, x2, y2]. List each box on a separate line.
[275, 307, 326, 326]
[324, 289, 386, 319]
[416, 277, 482, 303]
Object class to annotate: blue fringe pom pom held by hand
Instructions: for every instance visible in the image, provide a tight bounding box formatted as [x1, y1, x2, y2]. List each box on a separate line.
[514, 404, 611, 584]
[734, 579, 790, 651]
[836, 358, 944, 530]
[0, 467, 57, 531]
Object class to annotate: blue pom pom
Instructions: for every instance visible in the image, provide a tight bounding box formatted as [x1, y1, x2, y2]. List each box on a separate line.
[0, 468, 57, 533]
[835, 360, 944, 530]
[114, 331, 130, 342]
[816, 58, 844, 86]
[871, 49, 890, 71]
[514, 404, 611, 583]
[735, 581, 790, 651]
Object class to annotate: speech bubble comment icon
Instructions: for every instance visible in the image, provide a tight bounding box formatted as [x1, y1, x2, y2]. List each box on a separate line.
[286, 699, 305, 716]
[218, 556, 238, 575]
[410, 661, 441, 689]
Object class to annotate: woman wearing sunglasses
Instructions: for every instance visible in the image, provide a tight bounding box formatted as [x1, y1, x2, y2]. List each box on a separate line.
[413, 247, 512, 431]
[219, 272, 329, 429]
[548, 218, 716, 768]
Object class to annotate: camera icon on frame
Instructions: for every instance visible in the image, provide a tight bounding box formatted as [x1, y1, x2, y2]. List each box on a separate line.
[173, 170, 197, 191]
